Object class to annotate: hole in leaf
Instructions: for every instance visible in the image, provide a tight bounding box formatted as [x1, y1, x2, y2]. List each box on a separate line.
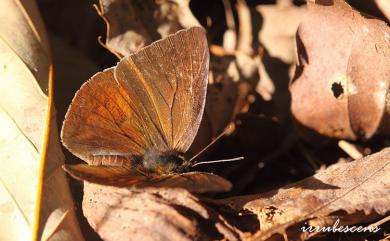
[331, 82, 344, 98]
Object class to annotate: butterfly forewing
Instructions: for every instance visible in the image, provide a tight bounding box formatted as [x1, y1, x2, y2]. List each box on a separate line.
[61, 27, 209, 167]
[61, 68, 148, 166]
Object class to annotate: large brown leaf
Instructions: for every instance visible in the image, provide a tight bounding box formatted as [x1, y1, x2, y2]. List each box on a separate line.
[290, 0, 390, 140]
[0, 0, 83, 240]
[219, 147, 390, 241]
[82, 184, 245, 241]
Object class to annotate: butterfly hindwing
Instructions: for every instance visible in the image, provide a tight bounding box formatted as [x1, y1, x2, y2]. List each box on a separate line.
[63, 165, 232, 193]
[63, 164, 149, 186]
[142, 171, 232, 193]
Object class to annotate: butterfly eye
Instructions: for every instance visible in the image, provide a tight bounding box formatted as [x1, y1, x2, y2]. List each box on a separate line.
[171, 155, 185, 165]
[162, 155, 185, 170]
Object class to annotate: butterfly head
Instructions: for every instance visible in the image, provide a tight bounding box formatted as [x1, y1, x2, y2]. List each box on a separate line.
[141, 150, 188, 174]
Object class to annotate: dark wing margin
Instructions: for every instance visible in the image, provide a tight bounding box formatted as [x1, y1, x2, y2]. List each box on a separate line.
[115, 26, 209, 153]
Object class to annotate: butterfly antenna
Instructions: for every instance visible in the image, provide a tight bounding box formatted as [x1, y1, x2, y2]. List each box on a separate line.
[191, 157, 244, 167]
[188, 123, 235, 164]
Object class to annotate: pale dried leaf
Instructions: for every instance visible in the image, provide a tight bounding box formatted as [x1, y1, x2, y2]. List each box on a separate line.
[257, 0, 305, 64]
[0, 0, 50, 94]
[255, 0, 305, 120]
[0, 0, 83, 240]
[375, 0, 390, 21]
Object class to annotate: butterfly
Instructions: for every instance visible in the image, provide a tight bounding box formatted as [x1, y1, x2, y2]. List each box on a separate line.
[61, 27, 233, 193]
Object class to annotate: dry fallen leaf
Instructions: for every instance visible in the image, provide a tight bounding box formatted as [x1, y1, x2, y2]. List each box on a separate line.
[290, 0, 390, 140]
[257, 0, 305, 64]
[81, 147, 390, 241]
[0, 0, 83, 240]
[256, 0, 305, 110]
[219, 147, 390, 241]
[82, 183, 246, 241]
[34, 1, 390, 240]
[96, 0, 200, 58]
[375, 0, 390, 21]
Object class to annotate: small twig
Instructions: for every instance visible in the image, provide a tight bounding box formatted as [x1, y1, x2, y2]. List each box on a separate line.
[338, 140, 363, 159]
[366, 215, 390, 230]
[210, 45, 238, 57]
[222, 0, 237, 51]
[236, 0, 253, 55]
[97, 36, 122, 59]
[222, 0, 236, 30]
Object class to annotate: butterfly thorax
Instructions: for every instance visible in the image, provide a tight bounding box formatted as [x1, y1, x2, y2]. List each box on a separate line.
[137, 151, 188, 175]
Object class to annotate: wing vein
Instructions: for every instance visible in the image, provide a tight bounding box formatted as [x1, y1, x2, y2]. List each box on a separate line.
[166, 37, 183, 146]
[77, 92, 145, 150]
[125, 58, 170, 148]
[142, 50, 171, 110]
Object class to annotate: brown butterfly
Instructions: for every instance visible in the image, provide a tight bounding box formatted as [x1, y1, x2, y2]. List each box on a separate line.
[61, 27, 234, 193]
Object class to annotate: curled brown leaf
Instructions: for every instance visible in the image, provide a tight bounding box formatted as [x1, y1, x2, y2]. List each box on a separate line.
[290, 0, 390, 140]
